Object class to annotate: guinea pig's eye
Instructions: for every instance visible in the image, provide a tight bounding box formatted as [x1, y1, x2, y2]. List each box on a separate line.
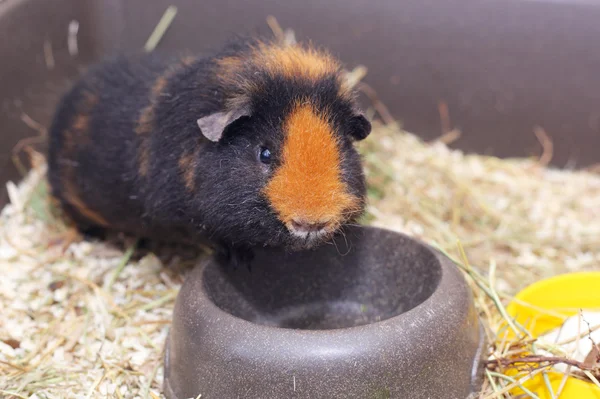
[258, 147, 272, 164]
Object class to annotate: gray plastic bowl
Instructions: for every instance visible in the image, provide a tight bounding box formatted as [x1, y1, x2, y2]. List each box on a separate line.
[163, 226, 486, 399]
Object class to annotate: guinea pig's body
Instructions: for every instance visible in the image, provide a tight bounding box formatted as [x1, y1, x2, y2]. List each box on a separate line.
[47, 36, 372, 262]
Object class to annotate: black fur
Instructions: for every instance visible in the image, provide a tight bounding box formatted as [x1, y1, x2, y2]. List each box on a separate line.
[47, 36, 371, 263]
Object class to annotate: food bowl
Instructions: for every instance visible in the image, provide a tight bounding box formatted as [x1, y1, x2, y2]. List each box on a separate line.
[163, 226, 486, 398]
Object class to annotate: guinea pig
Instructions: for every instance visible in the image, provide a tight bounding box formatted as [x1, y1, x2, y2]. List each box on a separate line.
[47, 35, 372, 265]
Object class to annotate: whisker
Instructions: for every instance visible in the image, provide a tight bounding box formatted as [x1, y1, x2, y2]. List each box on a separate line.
[342, 223, 364, 228]
[330, 236, 342, 255]
[333, 227, 352, 256]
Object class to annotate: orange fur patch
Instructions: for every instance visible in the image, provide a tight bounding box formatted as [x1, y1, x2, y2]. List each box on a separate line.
[135, 59, 193, 176]
[263, 103, 360, 227]
[138, 139, 151, 177]
[71, 114, 89, 132]
[218, 55, 244, 71]
[65, 115, 90, 149]
[62, 180, 110, 227]
[253, 42, 339, 80]
[60, 88, 105, 226]
[61, 136, 109, 227]
[82, 90, 98, 107]
[217, 42, 352, 103]
[135, 102, 155, 176]
[135, 105, 154, 176]
[65, 90, 97, 149]
[151, 76, 169, 97]
[178, 147, 200, 191]
[135, 106, 154, 136]
[61, 121, 109, 227]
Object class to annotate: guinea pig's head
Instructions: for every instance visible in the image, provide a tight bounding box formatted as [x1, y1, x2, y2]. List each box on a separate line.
[195, 39, 371, 250]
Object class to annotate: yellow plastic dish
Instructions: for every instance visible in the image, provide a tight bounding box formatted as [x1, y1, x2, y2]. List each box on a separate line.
[505, 272, 600, 399]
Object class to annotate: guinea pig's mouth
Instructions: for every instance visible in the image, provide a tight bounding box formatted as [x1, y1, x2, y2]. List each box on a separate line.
[285, 219, 338, 249]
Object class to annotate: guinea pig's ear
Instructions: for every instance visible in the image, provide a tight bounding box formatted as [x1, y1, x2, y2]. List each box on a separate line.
[197, 107, 251, 142]
[348, 113, 372, 141]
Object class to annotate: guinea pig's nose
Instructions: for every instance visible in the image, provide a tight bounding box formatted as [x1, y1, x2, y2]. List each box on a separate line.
[290, 219, 330, 233]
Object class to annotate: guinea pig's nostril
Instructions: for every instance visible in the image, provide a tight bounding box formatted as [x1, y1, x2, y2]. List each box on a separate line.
[290, 219, 330, 233]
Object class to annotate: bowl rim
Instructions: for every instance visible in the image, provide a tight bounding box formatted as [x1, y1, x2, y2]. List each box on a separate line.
[180, 226, 471, 337]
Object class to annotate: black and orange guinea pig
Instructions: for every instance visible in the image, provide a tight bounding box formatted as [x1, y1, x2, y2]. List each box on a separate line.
[47, 35, 372, 265]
